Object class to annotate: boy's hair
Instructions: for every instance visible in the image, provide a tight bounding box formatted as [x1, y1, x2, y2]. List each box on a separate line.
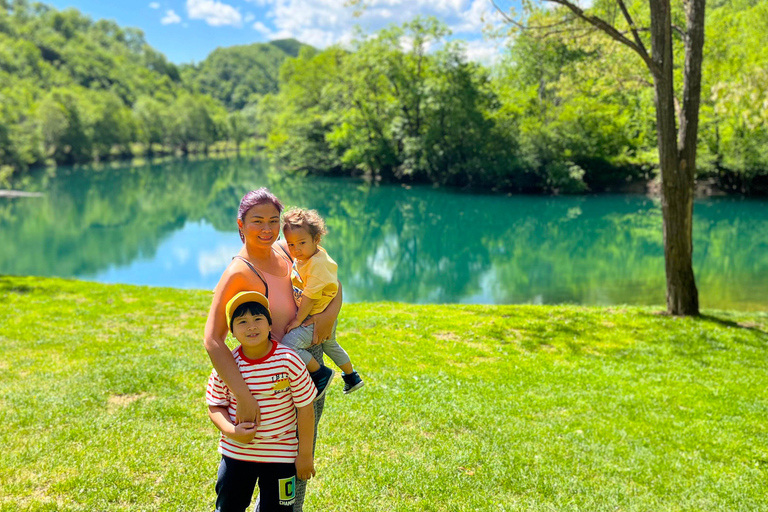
[230, 301, 272, 332]
[282, 207, 327, 240]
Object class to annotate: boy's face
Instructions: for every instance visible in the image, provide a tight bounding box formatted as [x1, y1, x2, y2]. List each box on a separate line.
[284, 227, 320, 261]
[231, 311, 271, 347]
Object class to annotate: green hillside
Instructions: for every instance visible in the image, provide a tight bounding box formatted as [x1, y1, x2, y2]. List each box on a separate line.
[0, 2, 292, 175]
[181, 39, 315, 110]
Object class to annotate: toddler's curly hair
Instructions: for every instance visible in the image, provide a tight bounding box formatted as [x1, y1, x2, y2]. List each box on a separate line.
[282, 207, 328, 240]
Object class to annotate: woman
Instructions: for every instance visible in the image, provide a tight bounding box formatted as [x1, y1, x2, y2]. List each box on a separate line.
[204, 188, 341, 511]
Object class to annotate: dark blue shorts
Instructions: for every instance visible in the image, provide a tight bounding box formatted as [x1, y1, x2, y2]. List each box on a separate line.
[215, 455, 296, 512]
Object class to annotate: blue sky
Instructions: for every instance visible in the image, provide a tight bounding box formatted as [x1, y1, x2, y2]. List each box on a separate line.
[44, 0, 510, 64]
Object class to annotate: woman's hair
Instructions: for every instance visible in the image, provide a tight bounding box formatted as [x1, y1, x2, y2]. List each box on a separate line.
[282, 207, 328, 240]
[237, 188, 284, 243]
[230, 301, 272, 332]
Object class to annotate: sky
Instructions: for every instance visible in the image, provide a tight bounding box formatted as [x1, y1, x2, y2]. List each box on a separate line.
[43, 0, 514, 65]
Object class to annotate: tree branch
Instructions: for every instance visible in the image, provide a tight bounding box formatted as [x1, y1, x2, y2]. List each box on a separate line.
[491, 0, 578, 31]
[615, 0, 652, 63]
[542, 0, 660, 76]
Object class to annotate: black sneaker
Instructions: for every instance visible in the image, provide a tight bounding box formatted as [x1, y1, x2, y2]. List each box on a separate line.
[310, 366, 335, 401]
[341, 371, 365, 394]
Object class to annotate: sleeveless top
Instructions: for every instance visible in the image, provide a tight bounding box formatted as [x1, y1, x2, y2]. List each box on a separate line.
[233, 246, 297, 343]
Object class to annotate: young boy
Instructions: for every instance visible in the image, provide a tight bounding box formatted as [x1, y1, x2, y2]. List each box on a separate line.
[281, 207, 364, 398]
[206, 291, 317, 512]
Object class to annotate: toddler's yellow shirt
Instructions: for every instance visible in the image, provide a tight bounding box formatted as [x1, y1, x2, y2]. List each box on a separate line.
[291, 246, 338, 315]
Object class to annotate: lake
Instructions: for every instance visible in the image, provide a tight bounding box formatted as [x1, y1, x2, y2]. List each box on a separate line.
[2, 156, 767, 311]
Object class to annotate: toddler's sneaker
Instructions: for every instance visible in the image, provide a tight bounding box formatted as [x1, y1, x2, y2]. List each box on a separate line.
[342, 371, 365, 394]
[310, 366, 335, 401]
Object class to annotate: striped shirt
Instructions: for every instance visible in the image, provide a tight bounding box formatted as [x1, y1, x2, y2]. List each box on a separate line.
[206, 342, 317, 463]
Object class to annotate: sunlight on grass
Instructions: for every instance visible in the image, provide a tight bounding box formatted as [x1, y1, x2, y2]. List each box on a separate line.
[1, 276, 767, 511]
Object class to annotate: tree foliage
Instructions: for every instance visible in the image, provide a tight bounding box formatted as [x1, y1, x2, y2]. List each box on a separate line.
[0, 1, 229, 176]
[2, 1, 766, 195]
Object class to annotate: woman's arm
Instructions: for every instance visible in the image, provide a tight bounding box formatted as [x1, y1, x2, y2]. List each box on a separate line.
[302, 280, 342, 345]
[204, 271, 261, 424]
[208, 406, 258, 444]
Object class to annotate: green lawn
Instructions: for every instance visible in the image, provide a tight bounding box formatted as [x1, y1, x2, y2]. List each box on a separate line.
[1, 276, 767, 511]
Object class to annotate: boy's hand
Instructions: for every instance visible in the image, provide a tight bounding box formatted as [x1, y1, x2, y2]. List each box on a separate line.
[228, 422, 258, 444]
[295, 454, 315, 481]
[284, 319, 301, 333]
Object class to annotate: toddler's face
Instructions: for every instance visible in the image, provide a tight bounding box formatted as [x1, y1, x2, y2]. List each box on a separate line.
[284, 227, 319, 261]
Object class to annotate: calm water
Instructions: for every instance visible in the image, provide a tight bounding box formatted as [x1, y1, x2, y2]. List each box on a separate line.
[2, 156, 767, 310]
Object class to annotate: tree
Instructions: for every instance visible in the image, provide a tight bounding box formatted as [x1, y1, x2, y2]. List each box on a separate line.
[226, 111, 251, 153]
[132, 96, 171, 153]
[496, 0, 705, 315]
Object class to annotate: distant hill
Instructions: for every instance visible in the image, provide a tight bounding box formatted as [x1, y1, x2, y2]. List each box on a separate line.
[181, 39, 316, 110]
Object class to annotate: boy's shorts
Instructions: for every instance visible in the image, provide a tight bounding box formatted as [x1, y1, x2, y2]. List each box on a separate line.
[215, 455, 295, 512]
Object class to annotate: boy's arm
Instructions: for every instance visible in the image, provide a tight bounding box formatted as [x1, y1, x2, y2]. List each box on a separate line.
[208, 405, 258, 444]
[295, 404, 316, 481]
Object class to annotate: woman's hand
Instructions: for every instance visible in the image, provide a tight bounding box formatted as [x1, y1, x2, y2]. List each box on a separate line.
[303, 309, 334, 346]
[228, 421, 258, 444]
[235, 393, 261, 425]
[295, 454, 316, 481]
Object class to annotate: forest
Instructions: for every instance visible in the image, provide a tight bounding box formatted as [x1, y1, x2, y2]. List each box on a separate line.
[1, 0, 766, 194]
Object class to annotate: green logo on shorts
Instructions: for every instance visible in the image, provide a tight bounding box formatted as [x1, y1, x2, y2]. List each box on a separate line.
[278, 476, 296, 505]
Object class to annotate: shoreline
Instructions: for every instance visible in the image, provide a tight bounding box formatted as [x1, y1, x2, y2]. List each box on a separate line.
[5, 152, 766, 199]
[2, 274, 765, 313]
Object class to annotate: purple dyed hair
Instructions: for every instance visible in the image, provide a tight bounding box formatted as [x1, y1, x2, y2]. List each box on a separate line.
[237, 188, 284, 243]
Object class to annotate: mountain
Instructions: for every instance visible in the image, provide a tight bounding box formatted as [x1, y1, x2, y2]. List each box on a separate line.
[181, 39, 316, 110]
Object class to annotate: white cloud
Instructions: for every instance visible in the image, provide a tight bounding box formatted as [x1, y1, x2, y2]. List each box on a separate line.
[186, 0, 242, 27]
[250, 0, 503, 52]
[454, 0, 493, 33]
[253, 21, 273, 36]
[462, 39, 501, 65]
[149, 2, 160, 9]
[542, 0, 594, 9]
[161, 9, 182, 24]
[244, 12, 256, 23]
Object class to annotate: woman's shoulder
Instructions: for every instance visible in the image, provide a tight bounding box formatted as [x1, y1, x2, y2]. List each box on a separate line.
[215, 258, 267, 295]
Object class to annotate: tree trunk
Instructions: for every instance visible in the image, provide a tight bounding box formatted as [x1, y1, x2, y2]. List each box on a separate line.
[650, 0, 700, 315]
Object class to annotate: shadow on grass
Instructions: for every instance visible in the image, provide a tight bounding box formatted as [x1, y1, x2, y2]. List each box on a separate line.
[699, 314, 768, 337]
[0, 276, 33, 294]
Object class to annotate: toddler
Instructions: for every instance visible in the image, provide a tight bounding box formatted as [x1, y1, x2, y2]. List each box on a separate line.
[281, 207, 364, 398]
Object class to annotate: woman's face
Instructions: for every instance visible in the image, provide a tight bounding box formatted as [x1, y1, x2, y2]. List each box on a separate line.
[238, 202, 281, 248]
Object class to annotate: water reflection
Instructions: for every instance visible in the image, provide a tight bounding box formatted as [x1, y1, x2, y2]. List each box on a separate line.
[1, 156, 766, 310]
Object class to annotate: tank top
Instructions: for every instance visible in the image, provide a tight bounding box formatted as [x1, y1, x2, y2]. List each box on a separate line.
[234, 247, 297, 343]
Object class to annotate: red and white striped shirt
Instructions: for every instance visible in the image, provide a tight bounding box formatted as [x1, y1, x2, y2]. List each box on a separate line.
[206, 342, 317, 463]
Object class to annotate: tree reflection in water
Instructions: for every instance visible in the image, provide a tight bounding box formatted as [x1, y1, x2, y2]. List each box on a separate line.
[1, 156, 766, 310]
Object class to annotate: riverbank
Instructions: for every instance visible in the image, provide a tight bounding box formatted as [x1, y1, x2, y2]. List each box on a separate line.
[2, 276, 766, 510]
[8, 151, 766, 199]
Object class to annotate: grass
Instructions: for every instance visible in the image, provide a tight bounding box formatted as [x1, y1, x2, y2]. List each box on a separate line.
[1, 276, 767, 511]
